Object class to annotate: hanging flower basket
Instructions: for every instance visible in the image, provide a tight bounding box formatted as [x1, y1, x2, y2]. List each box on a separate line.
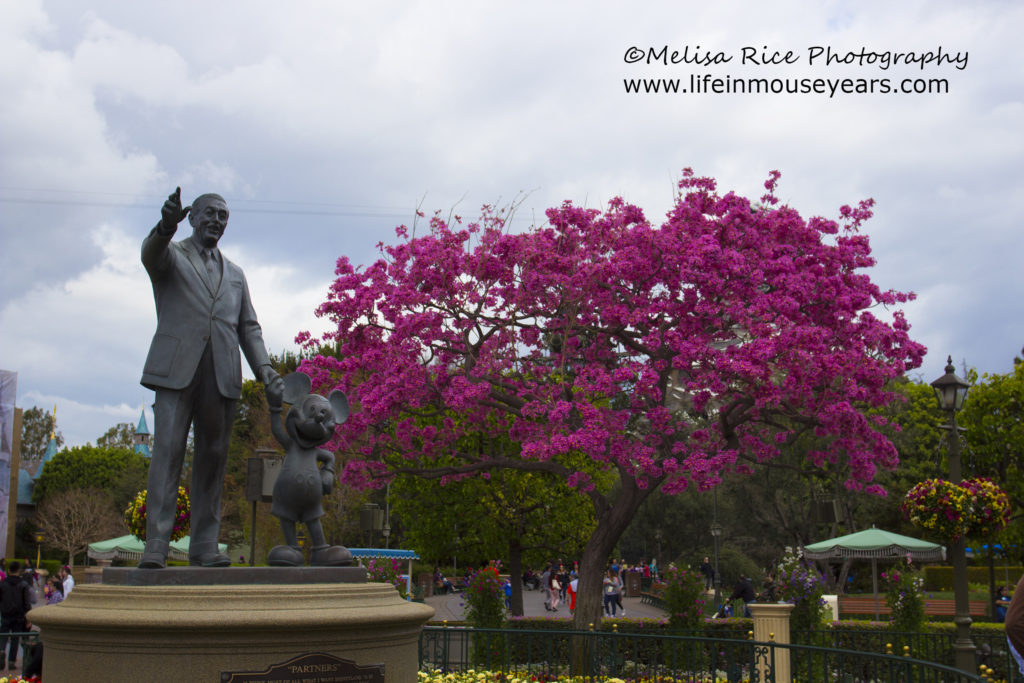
[902, 477, 1010, 542]
[125, 487, 190, 542]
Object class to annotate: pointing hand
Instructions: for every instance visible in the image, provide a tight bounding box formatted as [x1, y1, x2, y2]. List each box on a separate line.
[160, 187, 191, 232]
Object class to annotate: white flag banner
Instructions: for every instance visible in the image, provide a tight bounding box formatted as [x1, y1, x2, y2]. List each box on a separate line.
[0, 370, 17, 558]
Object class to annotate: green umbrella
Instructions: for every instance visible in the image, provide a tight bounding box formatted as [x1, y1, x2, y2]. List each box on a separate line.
[802, 526, 945, 620]
[87, 534, 227, 563]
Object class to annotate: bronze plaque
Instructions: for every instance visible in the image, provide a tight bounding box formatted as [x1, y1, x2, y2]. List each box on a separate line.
[222, 652, 385, 682]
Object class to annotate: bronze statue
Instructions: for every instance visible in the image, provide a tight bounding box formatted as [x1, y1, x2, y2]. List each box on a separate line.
[139, 187, 284, 568]
[267, 372, 352, 566]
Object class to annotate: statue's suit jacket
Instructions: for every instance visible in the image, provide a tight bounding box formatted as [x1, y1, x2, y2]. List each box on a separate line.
[140, 226, 270, 398]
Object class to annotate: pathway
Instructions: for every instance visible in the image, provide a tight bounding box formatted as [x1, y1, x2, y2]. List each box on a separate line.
[424, 584, 669, 622]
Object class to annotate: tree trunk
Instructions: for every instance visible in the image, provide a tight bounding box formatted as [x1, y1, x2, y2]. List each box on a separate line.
[569, 478, 654, 673]
[837, 558, 852, 595]
[507, 538, 525, 616]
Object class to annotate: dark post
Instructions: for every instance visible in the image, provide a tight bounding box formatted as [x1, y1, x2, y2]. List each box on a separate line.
[932, 356, 974, 673]
[711, 487, 723, 612]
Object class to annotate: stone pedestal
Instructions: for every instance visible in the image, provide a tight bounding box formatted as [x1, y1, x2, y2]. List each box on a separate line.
[84, 558, 111, 584]
[29, 567, 434, 682]
[749, 602, 795, 683]
[822, 594, 839, 622]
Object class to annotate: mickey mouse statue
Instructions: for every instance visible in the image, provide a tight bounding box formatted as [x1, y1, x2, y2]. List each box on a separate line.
[266, 371, 353, 566]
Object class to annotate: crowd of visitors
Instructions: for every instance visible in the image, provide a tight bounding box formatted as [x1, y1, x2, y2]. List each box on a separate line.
[514, 558, 660, 616]
[0, 558, 52, 675]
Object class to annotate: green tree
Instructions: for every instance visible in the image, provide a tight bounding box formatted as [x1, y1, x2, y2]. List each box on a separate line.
[19, 406, 63, 474]
[219, 378, 282, 557]
[392, 466, 596, 615]
[33, 445, 149, 512]
[96, 422, 135, 450]
[959, 358, 1024, 559]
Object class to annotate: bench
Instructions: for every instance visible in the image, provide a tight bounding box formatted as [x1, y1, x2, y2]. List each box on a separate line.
[838, 596, 989, 619]
[640, 582, 668, 608]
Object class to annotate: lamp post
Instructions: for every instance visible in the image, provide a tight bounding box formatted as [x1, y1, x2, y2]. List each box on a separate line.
[931, 355, 973, 673]
[34, 530, 44, 569]
[383, 482, 391, 549]
[711, 487, 723, 611]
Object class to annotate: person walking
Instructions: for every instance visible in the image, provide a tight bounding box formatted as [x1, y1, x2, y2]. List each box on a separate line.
[548, 564, 562, 610]
[0, 561, 32, 671]
[568, 573, 579, 612]
[541, 564, 553, 611]
[603, 567, 622, 617]
[699, 557, 714, 590]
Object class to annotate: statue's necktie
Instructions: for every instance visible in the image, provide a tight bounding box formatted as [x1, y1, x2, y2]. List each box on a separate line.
[203, 249, 220, 286]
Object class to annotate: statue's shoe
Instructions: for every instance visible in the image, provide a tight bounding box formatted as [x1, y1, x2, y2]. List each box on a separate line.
[267, 545, 304, 566]
[310, 545, 353, 567]
[189, 551, 232, 567]
[138, 551, 167, 569]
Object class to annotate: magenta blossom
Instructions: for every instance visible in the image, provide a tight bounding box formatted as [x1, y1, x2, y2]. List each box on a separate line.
[299, 168, 925, 628]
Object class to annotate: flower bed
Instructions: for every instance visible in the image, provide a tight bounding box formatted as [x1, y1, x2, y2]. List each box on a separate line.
[418, 671, 731, 682]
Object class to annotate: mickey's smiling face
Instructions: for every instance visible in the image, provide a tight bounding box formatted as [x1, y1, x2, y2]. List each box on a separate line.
[288, 394, 337, 448]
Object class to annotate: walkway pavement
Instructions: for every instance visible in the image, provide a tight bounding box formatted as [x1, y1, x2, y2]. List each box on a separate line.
[424, 585, 668, 622]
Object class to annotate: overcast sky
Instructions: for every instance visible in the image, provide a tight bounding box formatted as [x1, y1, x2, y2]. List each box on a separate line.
[1, 0, 1021, 449]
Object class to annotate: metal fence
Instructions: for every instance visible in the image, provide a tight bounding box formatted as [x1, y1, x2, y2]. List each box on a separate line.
[0, 630, 41, 676]
[793, 628, 1020, 682]
[419, 625, 987, 682]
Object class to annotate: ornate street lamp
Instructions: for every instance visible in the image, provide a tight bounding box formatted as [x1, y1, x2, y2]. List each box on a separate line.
[710, 521, 723, 611]
[34, 529, 44, 570]
[711, 487, 723, 612]
[931, 355, 973, 673]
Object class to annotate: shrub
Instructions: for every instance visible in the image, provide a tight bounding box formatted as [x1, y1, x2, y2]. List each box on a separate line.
[777, 547, 829, 631]
[881, 558, 925, 632]
[660, 564, 706, 629]
[365, 558, 408, 599]
[462, 566, 507, 666]
[464, 567, 507, 629]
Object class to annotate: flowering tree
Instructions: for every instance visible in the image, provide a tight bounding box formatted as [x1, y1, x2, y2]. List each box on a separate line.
[301, 169, 924, 629]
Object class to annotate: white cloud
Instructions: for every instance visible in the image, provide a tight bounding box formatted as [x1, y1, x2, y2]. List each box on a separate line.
[2, 0, 1023, 446]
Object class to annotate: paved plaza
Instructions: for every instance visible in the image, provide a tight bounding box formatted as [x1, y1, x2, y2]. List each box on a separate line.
[424, 584, 670, 622]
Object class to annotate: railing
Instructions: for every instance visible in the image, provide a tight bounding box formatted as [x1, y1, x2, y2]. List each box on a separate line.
[419, 625, 987, 682]
[0, 630, 42, 676]
[794, 628, 1020, 682]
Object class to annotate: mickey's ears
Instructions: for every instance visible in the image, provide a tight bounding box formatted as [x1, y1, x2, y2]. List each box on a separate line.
[329, 390, 349, 424]
[282, 372, 312, 404]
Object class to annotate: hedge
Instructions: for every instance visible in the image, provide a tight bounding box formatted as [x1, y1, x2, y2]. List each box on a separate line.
[923, 565, 1022, 591]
